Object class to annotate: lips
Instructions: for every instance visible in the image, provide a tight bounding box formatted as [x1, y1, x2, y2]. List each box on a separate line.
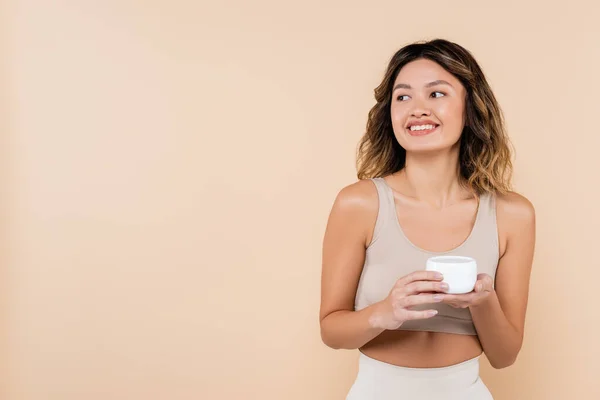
[406, 119, 439, 129]
[406, 121, 440, 136]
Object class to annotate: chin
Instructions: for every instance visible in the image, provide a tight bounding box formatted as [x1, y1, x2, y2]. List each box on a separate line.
[395, 126, 462, 153]
[398, 135, 461, 154]
[400, 141, 454, 153]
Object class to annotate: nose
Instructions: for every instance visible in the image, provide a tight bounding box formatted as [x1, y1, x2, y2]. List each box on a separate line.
[410, 105, 431, 117]
[410, 98, 431, 117]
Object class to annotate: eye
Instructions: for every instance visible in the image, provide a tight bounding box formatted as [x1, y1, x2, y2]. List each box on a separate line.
[396, 94, 410, 101]
[431, 91, 445, 98]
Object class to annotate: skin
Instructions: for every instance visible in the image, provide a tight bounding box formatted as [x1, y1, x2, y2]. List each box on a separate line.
[319, 59, 536, 369]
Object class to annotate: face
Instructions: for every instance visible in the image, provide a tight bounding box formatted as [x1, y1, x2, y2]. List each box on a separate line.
[390, 58, 467, 153]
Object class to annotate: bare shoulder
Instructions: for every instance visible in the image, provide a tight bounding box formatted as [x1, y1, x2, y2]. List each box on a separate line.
[495, 191, 536, 224]
[494, 191, 536, 265]
[326, 179, 380, 246]
[332, 178, 379, 213]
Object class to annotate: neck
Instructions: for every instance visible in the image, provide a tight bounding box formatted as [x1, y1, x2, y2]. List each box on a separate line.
[399, 147, 467, 208]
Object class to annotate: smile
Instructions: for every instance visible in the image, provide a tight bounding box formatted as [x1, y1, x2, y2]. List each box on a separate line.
[406, 124, 439, 136]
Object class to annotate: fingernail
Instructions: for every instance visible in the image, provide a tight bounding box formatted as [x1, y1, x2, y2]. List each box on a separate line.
[435, 273, 444, 279]
[428, 310, 438, 317]
[433, 294, 444, 302]
[440, 283, 449, 290]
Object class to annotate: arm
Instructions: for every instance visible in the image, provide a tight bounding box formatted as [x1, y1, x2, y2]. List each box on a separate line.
[319, 181, 445, 350]
[319, 180, 386, 349]
[469, 192, 536, 369]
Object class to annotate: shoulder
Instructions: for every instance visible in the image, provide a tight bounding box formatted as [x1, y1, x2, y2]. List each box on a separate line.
[495, 191, 535, 224]
[494, 191, 536, 247]
[332, 178, 379, 213]
[493, 191, 535, 258]
[326, 179, 380, 238]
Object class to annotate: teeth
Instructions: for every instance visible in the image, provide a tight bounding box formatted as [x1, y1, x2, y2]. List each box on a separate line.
[409, 124, 436, 131]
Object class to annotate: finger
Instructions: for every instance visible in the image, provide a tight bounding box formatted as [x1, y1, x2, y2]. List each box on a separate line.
[477, 273, 491, 280]
[441, 296, 469, 308]
[402, 280, 448, 295]
[442, 293, 474, 303]
[397, 271, 444, 287]
[402, 309, 439, 320]
[477, 274, 493, 286]
[404, 310, 438, 321]
[399, 293, 445, 308]
[442, 294, 457, 303]
[475, 276, 493, 292]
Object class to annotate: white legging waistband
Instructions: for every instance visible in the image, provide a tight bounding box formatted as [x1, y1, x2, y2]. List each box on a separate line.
[346, 352, 493, 399]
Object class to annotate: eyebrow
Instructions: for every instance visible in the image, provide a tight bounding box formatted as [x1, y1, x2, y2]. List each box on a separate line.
[392, 80, 454, 91]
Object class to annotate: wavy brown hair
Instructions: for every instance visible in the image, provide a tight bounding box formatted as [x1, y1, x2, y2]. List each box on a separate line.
[356, 39, 513, 195]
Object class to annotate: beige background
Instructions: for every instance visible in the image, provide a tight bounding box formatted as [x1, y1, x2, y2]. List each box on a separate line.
[3, 1, 600, 399]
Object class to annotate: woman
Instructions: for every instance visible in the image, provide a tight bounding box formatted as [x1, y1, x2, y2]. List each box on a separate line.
[319, 39, 536, 399]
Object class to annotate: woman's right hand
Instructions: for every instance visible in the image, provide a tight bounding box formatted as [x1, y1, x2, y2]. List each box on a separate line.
[369, 271, 449, 330]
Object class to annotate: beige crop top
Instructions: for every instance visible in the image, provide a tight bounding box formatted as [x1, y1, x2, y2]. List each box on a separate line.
[354, 177, 499, 335]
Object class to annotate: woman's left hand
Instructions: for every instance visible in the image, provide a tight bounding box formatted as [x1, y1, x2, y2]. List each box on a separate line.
[441, 273, 494, 308]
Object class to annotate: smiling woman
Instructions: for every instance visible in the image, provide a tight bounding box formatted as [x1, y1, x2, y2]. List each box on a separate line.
[319, 39, 535, 399]
[356, 40, 513, 195]
[391, 60, 468, 152]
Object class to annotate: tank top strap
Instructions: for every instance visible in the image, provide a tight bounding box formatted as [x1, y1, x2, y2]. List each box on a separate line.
[475, 191, 497, 228]
[369, 177, 396, 245]
[470, 191, 499, 255]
